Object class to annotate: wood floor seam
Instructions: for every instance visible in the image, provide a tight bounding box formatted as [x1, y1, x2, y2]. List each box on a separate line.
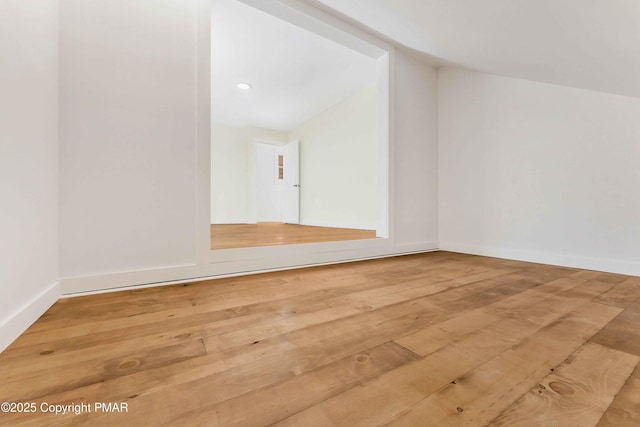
[387, 341, 423, 361]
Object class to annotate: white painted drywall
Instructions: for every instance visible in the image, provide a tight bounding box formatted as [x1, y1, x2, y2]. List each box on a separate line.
[255, 143, 284, 222]
[439, 68, 640, 275]
[59, 0, 199, 277]
[289, 85, 378, 230]
[316, 0, 640, 99]
[0, 0, 60, 351]
[57, 2, 439, 292]
[211, 124, 287, 223]
[393, 53, 439, 245]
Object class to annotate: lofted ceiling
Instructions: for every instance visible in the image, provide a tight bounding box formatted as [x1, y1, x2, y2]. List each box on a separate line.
[314, 0, 640, 98]
[211, 0, 376, 132]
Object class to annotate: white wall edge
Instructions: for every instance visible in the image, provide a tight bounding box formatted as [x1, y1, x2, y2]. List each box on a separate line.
[441, 242, 640, 276]
[0, 281, 60, 353]
[196, 0, 213, 264]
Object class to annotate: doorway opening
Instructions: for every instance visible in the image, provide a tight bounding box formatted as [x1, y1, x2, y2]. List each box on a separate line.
[209, 0, 388, 251]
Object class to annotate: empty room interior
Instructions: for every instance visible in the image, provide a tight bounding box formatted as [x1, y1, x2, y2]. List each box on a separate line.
[209, 0, 380, 250]
[1, 0, 639, 426]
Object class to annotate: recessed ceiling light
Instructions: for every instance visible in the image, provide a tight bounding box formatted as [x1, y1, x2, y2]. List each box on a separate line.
[236, 82, 252, 90]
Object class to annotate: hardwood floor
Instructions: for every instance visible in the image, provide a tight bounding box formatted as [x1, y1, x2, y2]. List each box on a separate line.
[211, 222, 377, 250]
[1, 252, 639, 426]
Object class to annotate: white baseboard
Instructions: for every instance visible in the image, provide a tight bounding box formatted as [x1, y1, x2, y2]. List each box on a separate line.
[62, 248, 440, 298]
[0, 281, 60, 352]
[394, 240, 440, 253]
[61, 239, 440, 295]
[211, 220, 378, 230]
[299, 220, 377, 231]
[440, 242, 640, 276]
[211, 219, 248, 224]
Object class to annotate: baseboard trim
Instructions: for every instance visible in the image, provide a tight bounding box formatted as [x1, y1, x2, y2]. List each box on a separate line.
[0, 281, 60, 352]
[61, 245, 439, 297]
[440, 242, 640, 276]
[299, 220, 377, 231]
[62, 248, 439, 298]
[211, 219, 248, 224]
[394, 240, 439, 253]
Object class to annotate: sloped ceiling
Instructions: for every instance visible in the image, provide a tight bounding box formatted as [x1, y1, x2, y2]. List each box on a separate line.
[314, 0, 640, 98]
[212, 0, 376, 132]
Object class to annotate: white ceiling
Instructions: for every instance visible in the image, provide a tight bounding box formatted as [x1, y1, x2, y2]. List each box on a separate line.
[211, 0, 376, 132]
[314, 0, 640, 98]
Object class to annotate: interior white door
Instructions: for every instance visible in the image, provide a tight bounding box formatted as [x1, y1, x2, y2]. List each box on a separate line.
[283, 140, 300, 224]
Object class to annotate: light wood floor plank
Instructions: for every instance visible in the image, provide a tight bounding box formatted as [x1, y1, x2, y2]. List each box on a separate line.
[0, 252, 637, 427]
[396, 275, 613, 357]
[598, 363, 640, 426]
[491, 343, 639, 427]
[275, 302, 620, 427]
[165, 342, 421, 427]
[211, 222, 377, 250]
[590, 298, 640, 357]
[593, 276, 640, 308]
[383, 303, 622, 427]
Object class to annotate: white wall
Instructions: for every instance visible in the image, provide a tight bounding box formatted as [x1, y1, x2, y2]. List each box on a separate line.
[439, 68, 640, 275]
[59, 0, 199, 277]
[58, 3, 439, 294]
[289, 85, 377, 229]
[211, 124, 287, 223]
[393, 53, 439, 245]
[0, 0, 60, 351]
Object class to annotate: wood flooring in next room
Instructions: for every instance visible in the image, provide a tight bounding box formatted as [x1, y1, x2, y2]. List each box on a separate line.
[210, 222, 377, 250]
[1, 252, 639, 426]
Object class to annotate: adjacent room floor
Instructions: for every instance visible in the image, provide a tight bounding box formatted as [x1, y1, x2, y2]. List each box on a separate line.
[210, 222, 377, 250]
[1, 252, 639, 426]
